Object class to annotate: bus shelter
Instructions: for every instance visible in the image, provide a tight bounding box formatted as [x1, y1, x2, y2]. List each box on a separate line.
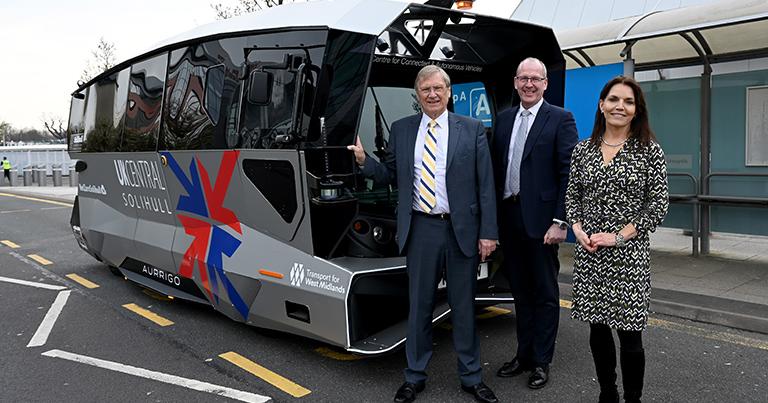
[556, 0, 768, 255]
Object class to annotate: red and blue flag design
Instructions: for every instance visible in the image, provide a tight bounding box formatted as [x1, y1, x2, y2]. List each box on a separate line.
[162, 150, 249, 320]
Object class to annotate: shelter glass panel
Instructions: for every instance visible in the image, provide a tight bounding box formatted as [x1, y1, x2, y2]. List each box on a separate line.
[746, 86, 768, 166]
[641, 77, 701, 231]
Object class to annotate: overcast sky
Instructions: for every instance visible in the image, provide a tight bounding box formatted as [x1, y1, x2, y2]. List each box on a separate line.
[0, 0, 518, 130]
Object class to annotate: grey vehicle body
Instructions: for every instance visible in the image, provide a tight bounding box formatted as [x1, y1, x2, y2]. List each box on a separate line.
[67, 0, 565, 354]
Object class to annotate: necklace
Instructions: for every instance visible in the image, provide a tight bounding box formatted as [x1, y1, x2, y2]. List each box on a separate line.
[601, 136, 628, 147]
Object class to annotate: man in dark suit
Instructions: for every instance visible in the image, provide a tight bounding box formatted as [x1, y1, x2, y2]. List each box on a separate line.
[492, 57, 578, 389]
[348, 65, 499, 403]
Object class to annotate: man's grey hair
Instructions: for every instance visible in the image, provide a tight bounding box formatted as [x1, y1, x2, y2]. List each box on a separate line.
[414, 65, 451, 92]
[516, 57, 547, 78]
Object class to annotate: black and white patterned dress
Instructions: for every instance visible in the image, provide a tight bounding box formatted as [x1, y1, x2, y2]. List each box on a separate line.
[566, 137, 669, 331]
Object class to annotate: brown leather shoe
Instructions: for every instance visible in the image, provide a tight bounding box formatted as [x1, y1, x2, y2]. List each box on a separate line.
[461, 382, 499, 403]
[393, 381, 425, 403]
[497, 357, 532, 377]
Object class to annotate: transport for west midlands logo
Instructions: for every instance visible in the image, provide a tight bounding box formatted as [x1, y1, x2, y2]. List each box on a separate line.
[290, 263, 305, 287]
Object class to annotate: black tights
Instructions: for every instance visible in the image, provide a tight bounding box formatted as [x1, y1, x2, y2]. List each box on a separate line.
[589, 323, 643, 353]
[590, 323, 646, 402]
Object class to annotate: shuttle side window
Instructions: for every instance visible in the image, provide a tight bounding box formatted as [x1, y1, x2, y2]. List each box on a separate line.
[158, 31, 326, 150]
[239, 50, 303, 149]
[161, 40, 243, 150]
[67, 90, 86, 152]
[79, 68, 130, 152]
[358, 87, 420, 165]
[310, 31, 374, 147]
[122, 53, 167, 152]
[242, 159, 297, 222]
[204, 65, 225, 127]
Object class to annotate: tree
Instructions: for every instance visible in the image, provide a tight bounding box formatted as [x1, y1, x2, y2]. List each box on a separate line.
[0, 121, 10, 146]
[211, 0, 305, 19]
[81, 37, 117, 82]
[4, 126, 49, 144]
[42, 116, 67, 142]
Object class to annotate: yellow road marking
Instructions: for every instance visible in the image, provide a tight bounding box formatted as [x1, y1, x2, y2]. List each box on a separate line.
[314, 347, 366, 361]
[1, 240, 20, 248]
[476, 306, 512, 320]
[219, 351, 311, 397]
[28, 254, 53, 265]
[122, 303, 174, 327]
[66, 273, 100, 289]
[559, 298, 768, 351]
[0, 192, 72, 207]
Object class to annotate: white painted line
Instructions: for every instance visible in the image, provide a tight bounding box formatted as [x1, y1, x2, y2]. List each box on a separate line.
[40, 206, 69, 210]
[0, 275, 67, 291]
[0, 192, 73, 207]
[28, 290, 71, 347]
[41, 349, 272, 403]
[0, 209, 32, 214]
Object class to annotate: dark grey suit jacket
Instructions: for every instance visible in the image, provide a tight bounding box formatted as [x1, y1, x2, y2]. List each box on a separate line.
[361, 112, 498, 257]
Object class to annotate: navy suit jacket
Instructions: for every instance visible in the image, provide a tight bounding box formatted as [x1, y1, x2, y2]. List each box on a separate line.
[361, 112, 498, 257]
[491, 102, 578, 239]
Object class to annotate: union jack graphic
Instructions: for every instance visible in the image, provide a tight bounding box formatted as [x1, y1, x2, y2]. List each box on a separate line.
[162, 150, 249, 320]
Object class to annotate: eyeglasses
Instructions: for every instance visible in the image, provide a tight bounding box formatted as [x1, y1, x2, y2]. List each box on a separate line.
[515, 76, 547, 84]
[418, 85, 447, 95]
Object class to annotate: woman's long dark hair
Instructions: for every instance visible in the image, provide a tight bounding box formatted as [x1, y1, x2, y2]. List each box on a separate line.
[589, 76, 656, 146]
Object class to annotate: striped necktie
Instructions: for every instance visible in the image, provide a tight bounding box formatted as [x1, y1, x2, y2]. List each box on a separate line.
[417, 119, 438, 212]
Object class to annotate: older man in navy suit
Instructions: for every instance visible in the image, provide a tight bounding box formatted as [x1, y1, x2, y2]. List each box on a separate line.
[349, 65, 498, 403]
[492, 57, 578, 389]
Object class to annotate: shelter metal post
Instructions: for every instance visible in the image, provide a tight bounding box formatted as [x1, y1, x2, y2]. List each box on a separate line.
[700, 70, 711, 254]
[679, 32, 713, 255]
[620, 41, 635, 77]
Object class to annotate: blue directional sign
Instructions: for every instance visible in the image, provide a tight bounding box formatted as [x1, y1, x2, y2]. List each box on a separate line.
[452, 82, 492, 127]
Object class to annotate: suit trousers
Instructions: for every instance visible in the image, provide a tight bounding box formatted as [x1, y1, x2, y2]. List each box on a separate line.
[404, 213, 482, 387]
[500, 198, 560, 367]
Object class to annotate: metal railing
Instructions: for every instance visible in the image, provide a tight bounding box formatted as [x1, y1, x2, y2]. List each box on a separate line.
[667, 172, 699, 256]
[668, 172, 768, 256]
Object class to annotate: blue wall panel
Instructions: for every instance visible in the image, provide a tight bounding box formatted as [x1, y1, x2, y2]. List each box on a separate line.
[565, 63, 624, 140]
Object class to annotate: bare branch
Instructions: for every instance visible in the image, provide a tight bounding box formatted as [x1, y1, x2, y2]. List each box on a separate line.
[42, 116, 67, 141]
[81, 37, 118, 82]
[211, 0, 302, 19]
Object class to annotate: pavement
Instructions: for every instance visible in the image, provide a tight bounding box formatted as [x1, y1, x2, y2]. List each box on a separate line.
[2, 183, 767, 335]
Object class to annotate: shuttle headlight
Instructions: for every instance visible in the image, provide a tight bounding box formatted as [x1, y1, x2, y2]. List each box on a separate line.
[373, 226, 391, 244]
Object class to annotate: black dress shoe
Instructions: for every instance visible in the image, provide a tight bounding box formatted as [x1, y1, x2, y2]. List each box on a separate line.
[461, 382, 499, 403]
[497, 357, 531, 377]
[393, 382, 425, 403]
[527, 366, 549, 389]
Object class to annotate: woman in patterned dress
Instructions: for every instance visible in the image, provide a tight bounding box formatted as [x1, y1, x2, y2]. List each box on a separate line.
[566, 76, 669, 403]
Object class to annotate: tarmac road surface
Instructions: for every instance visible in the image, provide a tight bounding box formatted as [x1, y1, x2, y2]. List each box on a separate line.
[1, 192, 767, 402]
